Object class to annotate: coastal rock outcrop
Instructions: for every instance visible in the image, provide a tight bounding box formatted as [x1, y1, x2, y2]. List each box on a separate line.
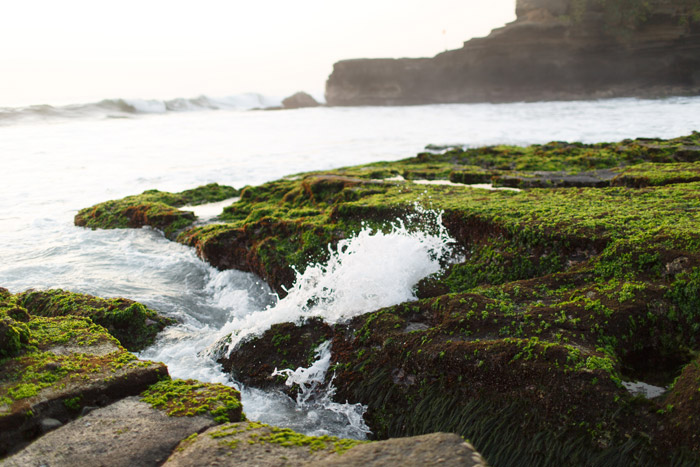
[2, 397, 217, 467]
[282, 91, 321, 109]
[0, 310, 168, 456]
[74, 131, 700, 464]
[74, 183, 239, 239]
[19, 289, 175, 352]
[325, 0, 700, 105]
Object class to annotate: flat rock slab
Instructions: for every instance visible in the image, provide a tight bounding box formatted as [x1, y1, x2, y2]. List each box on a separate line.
[2, 396, 216, 467]
[306, 433, 487, 466]
[495, 170, 616, 188]
[164, 422, 487, 466]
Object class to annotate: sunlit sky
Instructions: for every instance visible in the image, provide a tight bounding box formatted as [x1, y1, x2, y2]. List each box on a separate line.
[0, 1, 516, 107]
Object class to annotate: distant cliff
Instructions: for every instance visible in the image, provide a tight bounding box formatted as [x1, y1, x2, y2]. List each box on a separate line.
[325, 0, 700, 105]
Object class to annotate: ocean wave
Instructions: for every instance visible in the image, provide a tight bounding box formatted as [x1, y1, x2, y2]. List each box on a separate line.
[0, 93, 282, 125]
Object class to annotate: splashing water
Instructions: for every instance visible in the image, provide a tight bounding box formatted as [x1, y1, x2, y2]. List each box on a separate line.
[272, 341, 372, 438]
[140, 208, 454, 439]
[220, 211, 454, 355]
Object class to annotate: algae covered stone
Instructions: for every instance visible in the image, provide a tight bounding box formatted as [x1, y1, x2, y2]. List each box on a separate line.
[140, 378, 244, 424]
[74, 183, 239, 239]
[163, 422, 486, 467]
[19, 289, 175, 352]
[74, 132, 700, 465]
[0, 290, 31, 358]
[0, 314, 167, 456]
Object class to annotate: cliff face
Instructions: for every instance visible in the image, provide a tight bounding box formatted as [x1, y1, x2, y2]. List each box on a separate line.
[325, 0, 700, 105]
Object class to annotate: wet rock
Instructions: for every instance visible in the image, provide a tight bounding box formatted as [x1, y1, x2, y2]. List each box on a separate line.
[74, 183, 238, 239]
[282, 92, 320, 109]
[72, 131, 700, 465]
[3, 397, 216, 467]
[163, 421, 342, 466]
[218, 318, 334, 395]
[140, 379, 244, 425]
[663, 356, 700, 453]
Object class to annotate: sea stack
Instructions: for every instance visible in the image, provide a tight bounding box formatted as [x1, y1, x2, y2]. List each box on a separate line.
[325, 0, 700, 105]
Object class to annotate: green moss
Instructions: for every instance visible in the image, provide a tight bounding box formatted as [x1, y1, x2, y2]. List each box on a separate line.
[74, 183, 239, 238]
[63, 395, 82, 410]
[76, 132, 700, 463]
[8, 383, 40, 400]
[0, 292, 31, 358]
[140, 378, 244, 423]
[0, 314, 155, 412]
[209, 421, 367, 455]
[20, 289, 174, 352]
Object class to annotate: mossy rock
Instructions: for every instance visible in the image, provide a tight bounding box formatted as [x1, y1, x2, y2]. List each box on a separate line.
[75, 132, 700, 465]
[324, 298, 698, 465]
[141, 379, 244, 424]
[0, 314, 167, 456]
[74, 183, 239, 239]
[19, 289, 175, 352]
[662, 355, 700, 454]
[0, 290, 31, 358]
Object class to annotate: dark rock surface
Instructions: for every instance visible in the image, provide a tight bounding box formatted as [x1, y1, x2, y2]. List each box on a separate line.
[218, 318, 334, 395]
[326, 0, 700, 105]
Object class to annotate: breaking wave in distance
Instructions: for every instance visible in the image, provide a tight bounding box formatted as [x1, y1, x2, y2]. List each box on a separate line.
[0, 93, 283, 125]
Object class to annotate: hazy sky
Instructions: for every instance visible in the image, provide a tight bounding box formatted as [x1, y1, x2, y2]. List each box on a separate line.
[0, 1, 516, 106]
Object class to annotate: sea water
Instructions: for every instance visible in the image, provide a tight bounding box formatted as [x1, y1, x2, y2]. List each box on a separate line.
[1, 94, 700, 438]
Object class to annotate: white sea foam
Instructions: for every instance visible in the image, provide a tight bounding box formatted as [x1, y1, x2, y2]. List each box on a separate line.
[219, 212, 454, 354]
[271, 341, 371, 438]
[0, 93, 282, 125]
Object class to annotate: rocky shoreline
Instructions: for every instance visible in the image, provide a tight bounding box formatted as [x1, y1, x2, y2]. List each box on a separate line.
[3, 131, 700, 465]
[0, 287, 485, 466]
[325, 0, 700, 106]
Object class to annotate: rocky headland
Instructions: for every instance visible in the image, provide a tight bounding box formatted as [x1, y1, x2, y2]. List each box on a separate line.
[55, 131, 700, 465]
[325, 0, 700, 105]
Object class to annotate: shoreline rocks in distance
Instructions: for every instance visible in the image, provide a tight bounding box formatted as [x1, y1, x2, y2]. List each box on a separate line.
[282, 91, 321, 109]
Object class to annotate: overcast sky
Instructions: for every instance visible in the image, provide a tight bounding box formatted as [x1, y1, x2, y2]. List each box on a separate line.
[0, 0, 516, 106]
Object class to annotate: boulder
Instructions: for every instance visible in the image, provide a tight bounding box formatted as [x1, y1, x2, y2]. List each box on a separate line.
[282, 92, 320, 109]
[163, 422, 486, 467]
[2, 397, 216, 467]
